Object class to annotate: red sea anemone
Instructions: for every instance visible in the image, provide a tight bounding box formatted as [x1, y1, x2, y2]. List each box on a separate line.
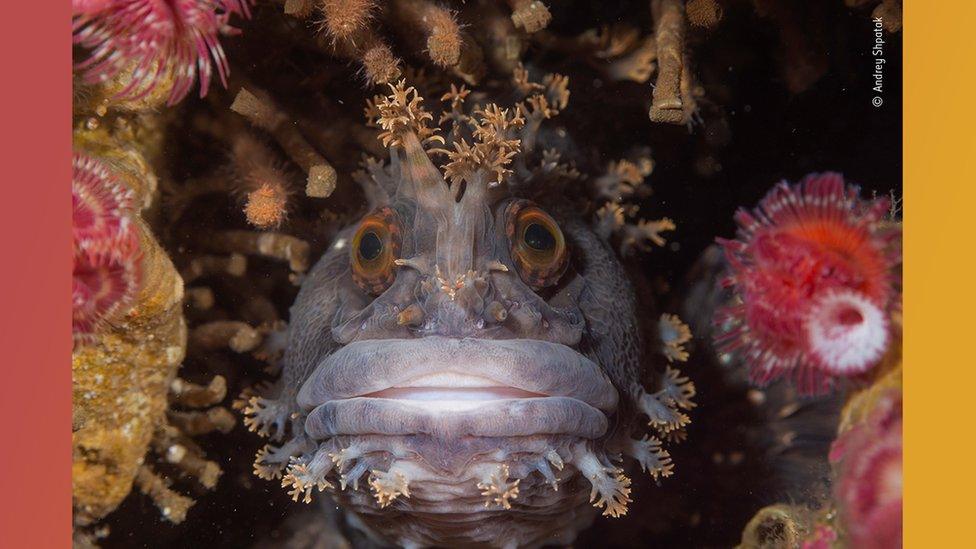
[72, 153, 142, 343]
[72, 0, 252, 105]
[714, 172, 900, 395]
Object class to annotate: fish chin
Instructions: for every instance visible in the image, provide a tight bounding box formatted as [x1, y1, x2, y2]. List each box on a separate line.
[295, 336, 620, 547]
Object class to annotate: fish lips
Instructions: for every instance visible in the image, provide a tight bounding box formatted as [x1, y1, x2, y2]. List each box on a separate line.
[298, 336, 619, 440]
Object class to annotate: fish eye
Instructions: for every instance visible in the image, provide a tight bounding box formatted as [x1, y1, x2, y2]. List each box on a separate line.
[505, 200, 568, 289]
[523, 222, 556, 252]
[351, 207, 401, 295]
[358, 230, 383, 261]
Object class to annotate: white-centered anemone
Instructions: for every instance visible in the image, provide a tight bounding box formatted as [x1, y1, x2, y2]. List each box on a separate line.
[804, 289, 889, 375]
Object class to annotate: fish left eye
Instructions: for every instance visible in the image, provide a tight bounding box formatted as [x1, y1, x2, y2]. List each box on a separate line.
[351, 207, 401, 295]
[358, 230, 384, 261]
[523, 222, 557, 252]
[505, 200, 568, 289]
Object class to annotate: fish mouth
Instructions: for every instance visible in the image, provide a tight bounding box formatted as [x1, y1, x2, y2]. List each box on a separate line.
[298, 336, 618, 439]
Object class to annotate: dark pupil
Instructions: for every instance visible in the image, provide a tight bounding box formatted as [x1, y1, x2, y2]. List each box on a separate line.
[524, 222, 556, 251]
[359, 230, 383, 261]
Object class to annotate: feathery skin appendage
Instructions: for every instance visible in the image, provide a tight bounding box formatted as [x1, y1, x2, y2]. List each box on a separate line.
[477, 464, 520, 509]
[434, 103, 525, 187]
[254, 437, 314, 480]
[374, 80, 442, 148]
[369, 461, 415, 507]
[659, 314, 692, 362]
[595, 157, 655, 202]
[330, 445, 372, 490]
[639, 389, 691, 435]
[281, 444, 337, 503]
[532, 457, 559, 490]
[625, 436, 674, 480]
[242, 395, 294, 440]
[658, 366, 697, 410]
[619, 217, 676, 256]
[575, 447, 632, 518]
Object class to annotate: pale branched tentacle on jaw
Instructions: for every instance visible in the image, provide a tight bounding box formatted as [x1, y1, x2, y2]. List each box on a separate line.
[573, 444, 633, 518]
[330, 445, 374, 490]
[546, 448, 565, 471]
[625, 436, 675, 481]
[281, 442, 338, 503]
[659, 313, 693, 362]
[594, 157, 655, 202]
[531, 456, 559, 490]
[240, 395, 293, 440]
[638, 388, 692, 436]
[477, 463, 521, 510]
[369, 460, 419, 508]
[253, 436, 314, 480]
[659, 366, 697, 410]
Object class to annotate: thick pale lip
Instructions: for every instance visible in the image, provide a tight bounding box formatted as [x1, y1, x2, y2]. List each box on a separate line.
[297, 337, 618, 439]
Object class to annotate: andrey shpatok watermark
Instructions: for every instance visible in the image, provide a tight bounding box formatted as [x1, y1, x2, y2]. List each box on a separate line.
[872, 16, 885, 107]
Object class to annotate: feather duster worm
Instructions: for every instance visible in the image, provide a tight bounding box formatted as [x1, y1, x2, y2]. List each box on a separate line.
[72, 0, 252, 105]
[72, 152, 142, 343]
[715, 172, 900, 394]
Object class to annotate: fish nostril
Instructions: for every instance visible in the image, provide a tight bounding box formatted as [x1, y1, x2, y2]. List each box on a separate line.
[397, 304, 425, 327]
[486, 301, 508, 323]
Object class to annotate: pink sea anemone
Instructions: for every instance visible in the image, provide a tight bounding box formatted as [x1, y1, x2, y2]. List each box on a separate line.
[714, 172, 900, 395]
[72, 153, 142, 343]
[829, 391, 902, 549]
[72, 0, 252, 105]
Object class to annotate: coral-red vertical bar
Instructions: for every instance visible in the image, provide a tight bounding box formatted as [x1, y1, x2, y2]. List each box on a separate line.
[0, 1, 71, 548]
